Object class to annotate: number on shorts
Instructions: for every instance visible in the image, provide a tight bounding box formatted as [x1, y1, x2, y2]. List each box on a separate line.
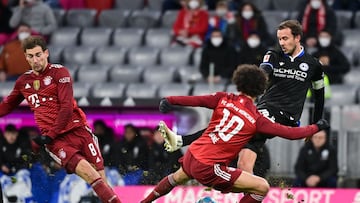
[214, 108, 245, 142]
[88, 143, 98, 156]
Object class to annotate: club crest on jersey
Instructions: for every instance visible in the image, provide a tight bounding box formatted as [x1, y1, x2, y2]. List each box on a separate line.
[33, 80, 40, 90]
[43, 76, 53, 86]
[263, 54, 270, 62]
[299, 63, 309, 71]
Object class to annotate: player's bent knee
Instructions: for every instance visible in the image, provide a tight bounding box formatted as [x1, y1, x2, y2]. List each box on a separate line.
[65, 154, 84, 173]
[258, 178, 270, 196]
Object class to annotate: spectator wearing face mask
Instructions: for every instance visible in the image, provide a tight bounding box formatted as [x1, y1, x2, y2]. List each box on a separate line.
[233, 2, 274, 48]
[205, 1, 237, 45]
[172, 0, 209, 48]
[312, 29, 350, 84]
[238, 32, 267, 66]
[199, 29, 238, 84]
[0, 23, 34, 82]
[9, 0, 57, 39]
[297, 0, 338, 49]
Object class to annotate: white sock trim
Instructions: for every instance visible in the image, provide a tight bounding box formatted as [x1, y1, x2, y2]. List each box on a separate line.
[250, 194, 265, 201]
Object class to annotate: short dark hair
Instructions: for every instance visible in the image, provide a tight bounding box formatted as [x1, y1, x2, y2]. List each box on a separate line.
[232, 64, 267, 97]
[5, 124, 17, 132]
[278, 20, 303, 38]
[22, 36, 47, 52]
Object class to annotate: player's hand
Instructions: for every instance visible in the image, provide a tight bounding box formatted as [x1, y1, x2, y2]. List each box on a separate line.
[159, 98, 173, 113]
[316, 119, 330, 131]
[33, 135, 53, 145]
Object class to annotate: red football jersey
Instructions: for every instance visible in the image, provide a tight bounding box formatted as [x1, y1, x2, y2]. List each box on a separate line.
[0, 63, 87, 139]
[166, 92, 318, 165]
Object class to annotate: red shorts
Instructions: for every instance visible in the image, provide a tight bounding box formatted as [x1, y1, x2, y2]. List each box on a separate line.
[46, 126, 104, 173]
[180, 150, 242, 193]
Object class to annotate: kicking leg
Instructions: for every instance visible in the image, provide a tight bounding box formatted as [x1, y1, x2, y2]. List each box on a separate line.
[231, 171, 269, 203]
[141, 167, 190, 203]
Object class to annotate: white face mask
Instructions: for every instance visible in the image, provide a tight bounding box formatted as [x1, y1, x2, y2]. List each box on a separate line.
[242, 10, 254, 20]
[188, 0, 199, 10]
[216, 8, 227, 17]
[310, 0, 322, 9]
[18, 32, 30, 40]
[318, 37, 331, 47]
[247, 37, 260, 48]
[211, 37, 223, 47]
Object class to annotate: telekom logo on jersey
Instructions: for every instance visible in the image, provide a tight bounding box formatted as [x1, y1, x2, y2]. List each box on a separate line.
[28, 94, 41, 108]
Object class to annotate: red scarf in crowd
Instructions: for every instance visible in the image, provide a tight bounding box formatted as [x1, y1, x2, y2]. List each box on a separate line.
[302, 3, 326, 34]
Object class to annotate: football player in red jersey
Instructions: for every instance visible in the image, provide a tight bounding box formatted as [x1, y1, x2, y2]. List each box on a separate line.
[0, 36, 122, 203]
[141, 64, 329, 203]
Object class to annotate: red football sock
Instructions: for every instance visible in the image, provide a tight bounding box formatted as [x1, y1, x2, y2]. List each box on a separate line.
[239, 193, 265, 203]
[91, 178, 121, 203]
[141, 174, 177, 203]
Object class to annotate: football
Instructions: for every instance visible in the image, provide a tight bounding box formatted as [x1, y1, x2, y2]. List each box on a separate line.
[196, 196, 217, 203]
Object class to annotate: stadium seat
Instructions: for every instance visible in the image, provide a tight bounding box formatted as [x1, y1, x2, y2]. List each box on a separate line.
[262, 11, 289, 37]
[158, 83, 192, 97]
[114, 0, 144, 10]
[65, 9, 97, 27]
[343, 69, 360, 85]
[98, 9, 131, 28]
[0, 81, 15, 98]
[127, 47, 160, 66]
[76, 64, 111, 83]
[49, 27, 81, 46]
[66, 67, 78, 81]
[266, 138, 303, 176]
[225, 84, 237, 94]
[177, 66, 203, 84]
[94, 47, 127, 65]
[326, 84, 358, 106]
[192, 48, 202, 67]
[159, 47, 192, 66]
[52, 9, 66, 27]
[47, 45, 63, 63]
[142, 66, 176, 84]
[340, 105, 360, 178]
[273, 0, 302, 11]
[145, 28, 172, 48]
[192, 83, 226, 95]
[289, 11, 298, 20]
[354, 11, 360, 28]
[91, 83, 126, 98]
[147, 0, 162, 10]
[80, 27, 113, 47]
[161, 10, 179, 28]
[125, 83, 158, 98]
[128, 10, 161, 29]
[113, 28, 145, 48]
[109, 65, 144, 83]
[73, 82, 92, 98]
[251, 0, 272, 11]
[63, 46, 95, 65]
[342, 29, 360, 48]
[335, 10, 353, 30]
[340, 46, 358, 66]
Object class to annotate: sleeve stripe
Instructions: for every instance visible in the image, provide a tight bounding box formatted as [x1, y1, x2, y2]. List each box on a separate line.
[312, 79, 325, 90]
[259, 62, 273, 69]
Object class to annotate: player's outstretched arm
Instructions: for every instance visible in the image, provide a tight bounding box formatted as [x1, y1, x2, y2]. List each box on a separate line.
[256, 117, 329, 140]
